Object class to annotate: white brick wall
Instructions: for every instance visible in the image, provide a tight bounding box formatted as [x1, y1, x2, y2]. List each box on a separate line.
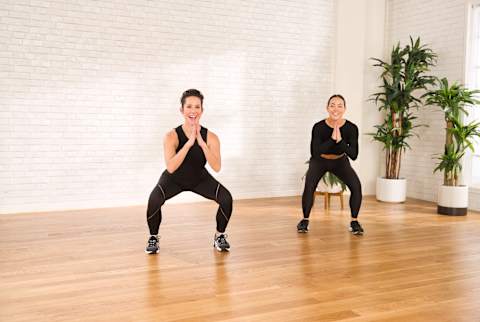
[0, 0, 335, 213]
[334, 0, 385, 196]
[386, 0, 480, 211]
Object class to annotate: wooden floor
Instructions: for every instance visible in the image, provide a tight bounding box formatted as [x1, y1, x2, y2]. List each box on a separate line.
[2, 196, 480, 322]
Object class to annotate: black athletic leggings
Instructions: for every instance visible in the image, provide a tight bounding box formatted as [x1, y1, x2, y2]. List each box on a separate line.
[302, 155, 362, 218]
[146, 171, 233, 235]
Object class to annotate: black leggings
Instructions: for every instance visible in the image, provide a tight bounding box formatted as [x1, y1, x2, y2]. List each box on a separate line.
[302, 155, 362, 219]
[146, 171, 233, 235]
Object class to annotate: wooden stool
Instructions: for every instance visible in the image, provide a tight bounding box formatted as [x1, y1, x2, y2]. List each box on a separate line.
[315, 191, 344, 210]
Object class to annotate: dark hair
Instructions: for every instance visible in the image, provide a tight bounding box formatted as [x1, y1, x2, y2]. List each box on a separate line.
[181, 89, 204, 107]
[327, 94, 346, 107]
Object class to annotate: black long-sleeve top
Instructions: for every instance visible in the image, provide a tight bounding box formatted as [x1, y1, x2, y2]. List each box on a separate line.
[310, 119, 359, 160]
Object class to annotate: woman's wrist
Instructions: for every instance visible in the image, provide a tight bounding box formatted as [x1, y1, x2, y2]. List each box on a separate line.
[199, 142, 208, 150]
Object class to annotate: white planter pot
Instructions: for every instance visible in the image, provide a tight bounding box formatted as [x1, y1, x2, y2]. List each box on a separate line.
[376, 177, 407, 203]
[437, 185, 468, 216]
[317, 181, 343, 194]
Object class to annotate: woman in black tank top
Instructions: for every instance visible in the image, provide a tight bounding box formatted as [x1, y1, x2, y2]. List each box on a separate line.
[297, 94, 364, 235]
[145, 89, 233, 254]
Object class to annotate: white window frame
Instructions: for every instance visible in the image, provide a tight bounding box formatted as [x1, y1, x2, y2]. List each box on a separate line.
[465, 1, 480, 189]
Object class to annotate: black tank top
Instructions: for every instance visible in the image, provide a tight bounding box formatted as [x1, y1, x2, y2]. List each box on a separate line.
[168, 125, 208, 187]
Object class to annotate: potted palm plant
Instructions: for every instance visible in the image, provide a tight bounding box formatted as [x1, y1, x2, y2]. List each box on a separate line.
[425, 78, 480, 215]
[317, 172, 347, 194]
[370, 37, 436, 202]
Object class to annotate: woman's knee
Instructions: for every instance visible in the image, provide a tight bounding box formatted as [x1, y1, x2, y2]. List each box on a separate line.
[303, 182, 318, 195]
[218, 187, 233, 209]
[348, 182, 362, 198]
[149, 186, 166, 206]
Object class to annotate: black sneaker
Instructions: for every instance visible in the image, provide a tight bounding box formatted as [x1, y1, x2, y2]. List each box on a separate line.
[145, 235, 159, 254]
[349, 221, 364, 235]
[297, 219, 309, 233]
[214, 234, 230, 252]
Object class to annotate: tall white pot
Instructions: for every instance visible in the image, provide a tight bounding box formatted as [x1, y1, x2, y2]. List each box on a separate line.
[376, 177, 407, 203]
[437, 185, 468, 216]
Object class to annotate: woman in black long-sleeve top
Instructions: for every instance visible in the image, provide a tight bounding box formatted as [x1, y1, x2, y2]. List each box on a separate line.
[297, 94, 364, 235]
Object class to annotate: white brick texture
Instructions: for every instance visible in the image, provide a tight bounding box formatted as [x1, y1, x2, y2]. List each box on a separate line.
[0, 0, 335, 213]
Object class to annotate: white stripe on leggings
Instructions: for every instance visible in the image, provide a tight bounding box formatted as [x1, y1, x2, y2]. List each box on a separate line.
[147, 184, 166, 222]
[215, 183, 230, 223]
[147, 208, 160, 221]
[157, 183, 166, 199]
[219, 207, 229, 223]
[215, 183, 220, 201]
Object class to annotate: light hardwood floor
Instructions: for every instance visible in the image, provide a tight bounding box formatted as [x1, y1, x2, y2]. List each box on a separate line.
[1, 196, 480, 322]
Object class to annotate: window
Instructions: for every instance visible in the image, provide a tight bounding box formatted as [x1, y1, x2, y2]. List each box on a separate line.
[467, 2, 480, 187]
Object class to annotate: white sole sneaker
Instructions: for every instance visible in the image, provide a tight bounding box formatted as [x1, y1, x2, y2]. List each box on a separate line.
[348, 227, 364, 235]
[214, 243, 230, 252]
